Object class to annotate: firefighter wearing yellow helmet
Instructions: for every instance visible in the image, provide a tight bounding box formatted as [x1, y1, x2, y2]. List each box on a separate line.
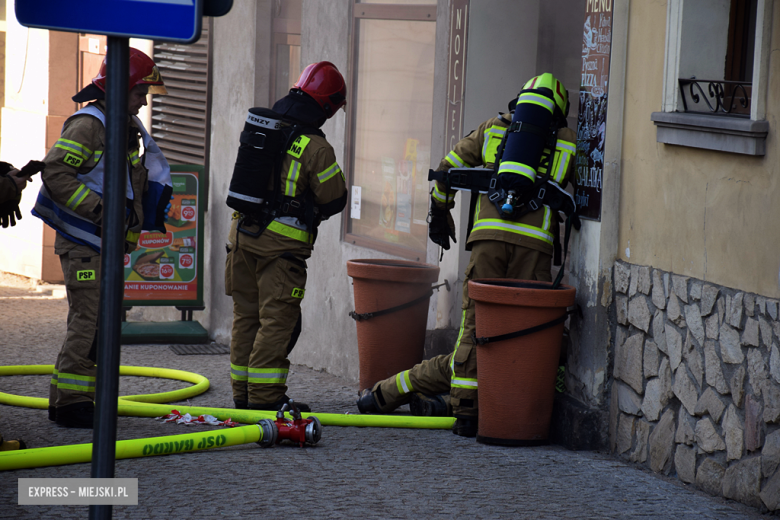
[357, 73, 576, 438]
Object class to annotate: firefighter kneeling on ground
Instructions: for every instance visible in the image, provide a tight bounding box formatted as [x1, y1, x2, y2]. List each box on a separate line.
[225, 62, 348, 413]
[356, 73, 577, 438]
[32, 48, 172, 429]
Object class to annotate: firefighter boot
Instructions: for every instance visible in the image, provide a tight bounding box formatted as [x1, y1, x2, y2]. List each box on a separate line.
[356, 389, 381, 414]
[409, 393, 450, 417]
[55, 401, 95, 429]
[248, 395, 311, 413]
[452, 417, 478, 438]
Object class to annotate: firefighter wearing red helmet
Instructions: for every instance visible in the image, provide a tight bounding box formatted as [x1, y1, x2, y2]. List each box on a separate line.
[225, 62, 348, 412]
[32, 48, 173, 429]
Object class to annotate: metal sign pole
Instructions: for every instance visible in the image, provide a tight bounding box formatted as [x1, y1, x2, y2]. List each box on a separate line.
[89, 36, 129, 520]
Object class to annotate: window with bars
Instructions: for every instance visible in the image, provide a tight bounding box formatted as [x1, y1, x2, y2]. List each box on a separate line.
[151, 20, 212, 182]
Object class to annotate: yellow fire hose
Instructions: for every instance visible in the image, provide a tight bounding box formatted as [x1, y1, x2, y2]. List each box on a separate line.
[0, 424, 265, 471]
[0, 365, 456, 471]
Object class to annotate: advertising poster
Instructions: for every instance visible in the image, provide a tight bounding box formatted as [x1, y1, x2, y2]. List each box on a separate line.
[575, 0, 613, 221]
[123, 165, 204, 306]
[379, 156, 397, 237]
[394, 138, 416, 234]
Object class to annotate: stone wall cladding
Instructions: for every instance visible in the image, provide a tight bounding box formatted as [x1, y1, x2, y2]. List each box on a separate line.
[610, 260, 780, 512]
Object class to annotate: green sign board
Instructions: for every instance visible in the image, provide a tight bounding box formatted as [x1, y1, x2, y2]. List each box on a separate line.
[123, 165, 204, 307]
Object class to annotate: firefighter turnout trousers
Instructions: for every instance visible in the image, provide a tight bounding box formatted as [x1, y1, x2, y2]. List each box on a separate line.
[371, 239, 552, 419]
[226, 246, 307, 405]
[50, 242, 100, 409]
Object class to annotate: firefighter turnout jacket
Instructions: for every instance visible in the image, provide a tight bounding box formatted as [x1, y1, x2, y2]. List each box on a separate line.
[228, 131, 347, 259]
[33, 101, 169, 253]
[432, 114, 576, 257]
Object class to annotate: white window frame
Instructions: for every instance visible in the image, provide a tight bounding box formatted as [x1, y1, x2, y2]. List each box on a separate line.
[652, 0, 772, 155]
[662, 0, 773, 120]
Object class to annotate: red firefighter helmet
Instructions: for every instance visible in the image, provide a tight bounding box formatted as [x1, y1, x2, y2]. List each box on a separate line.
[292, 61, 347, 119]
[92, 47, 167, 95]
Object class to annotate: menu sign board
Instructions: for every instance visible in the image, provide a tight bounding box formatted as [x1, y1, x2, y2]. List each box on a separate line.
[123, 165, 204, 306]
[575, 0, 613, 221]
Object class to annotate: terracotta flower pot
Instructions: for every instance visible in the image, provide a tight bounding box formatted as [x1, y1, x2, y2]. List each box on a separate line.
[347, 259, 440, 391]
[468, 278, 576, 446]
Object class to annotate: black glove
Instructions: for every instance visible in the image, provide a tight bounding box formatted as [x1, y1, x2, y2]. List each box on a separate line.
[428, 206, 456, 250]
[0, 200, 22, 228]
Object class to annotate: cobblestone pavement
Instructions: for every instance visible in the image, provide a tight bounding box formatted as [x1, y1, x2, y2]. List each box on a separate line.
[0, 276, 774, 519]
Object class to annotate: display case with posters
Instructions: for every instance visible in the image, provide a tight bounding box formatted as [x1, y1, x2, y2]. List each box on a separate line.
[121, 165, 207, 344]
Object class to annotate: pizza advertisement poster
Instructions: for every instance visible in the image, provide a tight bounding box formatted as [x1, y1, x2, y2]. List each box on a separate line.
[123, 165, 204, 306]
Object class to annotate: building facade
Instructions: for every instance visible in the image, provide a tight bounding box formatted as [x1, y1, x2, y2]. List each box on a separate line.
[1, 0, 779, 511]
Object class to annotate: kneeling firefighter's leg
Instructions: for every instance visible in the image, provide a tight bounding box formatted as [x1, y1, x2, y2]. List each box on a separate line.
[450, 307, 478, 419]
[227, 247, 258, 407]
[247, 254, 307, 407]
[366, 354, 454, 413]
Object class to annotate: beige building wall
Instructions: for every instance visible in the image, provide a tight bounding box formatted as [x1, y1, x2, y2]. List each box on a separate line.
[0, 2, 52, 280]
[620, 0, 780, 297]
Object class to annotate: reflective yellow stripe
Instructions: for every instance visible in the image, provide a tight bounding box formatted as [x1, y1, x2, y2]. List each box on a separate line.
[285, 161, 301, 197]
[395, 370, 414, 395]
[471, 218, 554, 244]
[231, 363, 248, 381]
[266, 220, 312, 243]
[73, 188, 90, 209]
[129, 151, 140, 166]
[445, 151, 469, 169]
[450, 310, 467, 377]
[57, 372, 96, 392]
[317, 161, 341, 183]
[247, 367, 289, 384]
[497, 161, 536, 182]
[451, 377, 478, 389]
[55, 143, 85, 158]
[552, 140, 575, 184]
[126, 231, 141, 243]
[432, 184, 455, 204]
[517, 92, 554, 113]
[66, 185, 90, 209]
[60, 138, 93, 156]
[55, 138, 92, 158]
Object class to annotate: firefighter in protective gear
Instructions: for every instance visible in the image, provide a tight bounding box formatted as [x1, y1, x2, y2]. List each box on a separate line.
[357, 73, 576, 438]
[33, 48, 171, 429]
[226, 61, 348, 412]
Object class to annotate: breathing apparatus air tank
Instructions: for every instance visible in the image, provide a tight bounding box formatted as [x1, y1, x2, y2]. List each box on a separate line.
[491, 73, 569, 216]
[226, 108, 288, 217]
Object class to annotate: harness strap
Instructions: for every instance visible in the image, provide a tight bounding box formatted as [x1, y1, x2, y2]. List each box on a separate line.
[552, 214, 574, 289]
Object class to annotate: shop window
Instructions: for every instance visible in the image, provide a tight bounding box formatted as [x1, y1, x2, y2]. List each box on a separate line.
[652, 0, 770, 155]
[345, 1, 437, 260]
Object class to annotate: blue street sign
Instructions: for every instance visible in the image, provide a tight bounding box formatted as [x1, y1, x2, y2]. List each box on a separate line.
[15, 0, 203, 43]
